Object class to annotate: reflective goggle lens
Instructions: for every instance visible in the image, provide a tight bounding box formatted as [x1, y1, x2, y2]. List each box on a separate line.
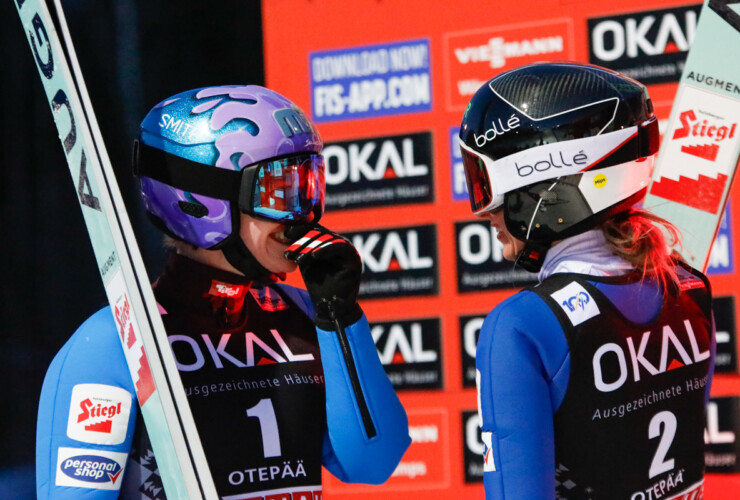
[460, 147, 494, 213]
[252, 154, 325, 222]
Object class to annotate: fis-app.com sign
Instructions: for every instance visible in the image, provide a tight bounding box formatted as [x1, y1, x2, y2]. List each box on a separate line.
[345, 224, 438, 299]
[310, 39, 431, 122]
[587, 4, 701, 85]
[371, 317, 443, 390]
[323, 132, 434, 210]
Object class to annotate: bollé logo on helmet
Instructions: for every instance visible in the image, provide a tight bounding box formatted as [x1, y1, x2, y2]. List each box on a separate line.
[592, 319, 710, 393]
[473, 113, 520, 147]
[515, 149, 588, 177]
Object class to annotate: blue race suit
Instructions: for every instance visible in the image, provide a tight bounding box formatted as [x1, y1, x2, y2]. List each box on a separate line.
[476, 230, 715, 500]
[37, 252, 410, 499]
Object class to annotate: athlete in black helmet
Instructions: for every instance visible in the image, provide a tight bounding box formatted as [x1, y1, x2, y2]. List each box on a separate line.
[460, 62, 715, 499]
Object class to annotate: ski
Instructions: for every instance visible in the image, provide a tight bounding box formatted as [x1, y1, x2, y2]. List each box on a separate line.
[15, 0, 218, 497]
[644, 0, 740, 271]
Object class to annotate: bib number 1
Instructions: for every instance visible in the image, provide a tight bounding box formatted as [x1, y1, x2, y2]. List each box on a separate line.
[247, 398, 282, 458]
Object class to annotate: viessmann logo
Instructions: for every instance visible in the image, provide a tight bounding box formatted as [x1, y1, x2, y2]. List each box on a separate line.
[443, 19, 574, 110]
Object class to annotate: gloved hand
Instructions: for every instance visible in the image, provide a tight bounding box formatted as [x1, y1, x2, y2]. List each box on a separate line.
[284, 224, 363, 330]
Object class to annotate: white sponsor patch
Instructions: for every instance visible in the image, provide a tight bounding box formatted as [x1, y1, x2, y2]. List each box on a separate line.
[550, 282, 600, 326]
[55, 447, 127, 490]
[66, 384, 131, 445]
[481, 431, 496, 472]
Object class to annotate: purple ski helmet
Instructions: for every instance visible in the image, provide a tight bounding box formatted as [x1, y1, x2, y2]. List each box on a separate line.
[134, 85, 324, 250]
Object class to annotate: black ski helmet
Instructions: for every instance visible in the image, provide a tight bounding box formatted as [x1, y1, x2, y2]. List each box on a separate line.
[459, 61, 659, 271]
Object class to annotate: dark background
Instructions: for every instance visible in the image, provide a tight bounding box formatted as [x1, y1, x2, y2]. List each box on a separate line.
[1, 1, 264, 496]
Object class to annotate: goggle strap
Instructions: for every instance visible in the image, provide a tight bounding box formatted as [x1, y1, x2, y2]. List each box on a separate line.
[237, 166, 258, 214]
[133, 140, 242, 200]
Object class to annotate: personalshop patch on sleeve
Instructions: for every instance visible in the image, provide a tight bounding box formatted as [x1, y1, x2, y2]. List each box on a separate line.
[550, 282, 600, 326]
[55, 447, 127, 490]
[481, 431, 496, 472]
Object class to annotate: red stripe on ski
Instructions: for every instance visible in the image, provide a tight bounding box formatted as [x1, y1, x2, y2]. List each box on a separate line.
[649, 173, 728, 214]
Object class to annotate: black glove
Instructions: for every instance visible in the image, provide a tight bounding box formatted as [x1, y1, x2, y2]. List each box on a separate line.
[284, 224, 363, 329]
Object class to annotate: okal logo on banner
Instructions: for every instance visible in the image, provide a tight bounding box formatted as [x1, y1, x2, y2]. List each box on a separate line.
[449, 126, 469, 202]
[443, 19, 574, 110]
[345, 224, 438, 299]
[588, 4, 701, 85]
[459, 315, 485, 388]
[462, 410, 484, 483]
[371, 318, 443, 390]
[310, 39, 431, 122]
[705, 396, 740, 473]
[711, 296, 738, 374]
[323, 132, 433, 210]
[650, 86, 740, 214]
[455, 220, 537, 292]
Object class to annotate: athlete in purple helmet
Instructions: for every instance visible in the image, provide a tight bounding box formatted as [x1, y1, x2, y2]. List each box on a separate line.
[36, 85, 410, 499]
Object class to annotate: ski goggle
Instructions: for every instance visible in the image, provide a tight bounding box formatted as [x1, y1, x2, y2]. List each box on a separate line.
[240, 154, 325, 223]
[459, 122, 656, 215]
[133, 141, 325, 224]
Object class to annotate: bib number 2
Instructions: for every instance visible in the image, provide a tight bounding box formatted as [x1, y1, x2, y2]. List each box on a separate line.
[648, 411, 677, 479]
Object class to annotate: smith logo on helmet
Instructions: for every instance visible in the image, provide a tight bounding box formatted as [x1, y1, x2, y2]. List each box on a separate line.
[343, 225, 438, 299]
[371, 317, 443, 391]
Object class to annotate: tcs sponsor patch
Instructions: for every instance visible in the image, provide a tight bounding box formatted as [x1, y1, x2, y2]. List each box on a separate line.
[550, 282, 600, 326]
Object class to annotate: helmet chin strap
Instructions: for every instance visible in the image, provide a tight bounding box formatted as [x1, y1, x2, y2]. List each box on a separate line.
[221, 236, 280, 283]
[515, 241, 551, 273]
